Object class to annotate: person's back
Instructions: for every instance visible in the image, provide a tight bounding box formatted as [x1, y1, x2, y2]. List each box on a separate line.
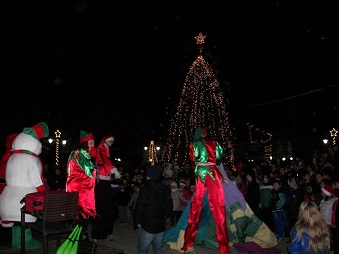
[245, 169, 260, 214]
[258, 175, 274, 231]
[286, 178, 303, 225]
[134, 165, 172, 254]
[135, 179, 171, 233]
[320, 185, 336, 226]
[289, 201, 330, 254]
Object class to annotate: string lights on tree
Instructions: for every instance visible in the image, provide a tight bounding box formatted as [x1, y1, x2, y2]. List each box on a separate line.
[162, 32, 234, 168]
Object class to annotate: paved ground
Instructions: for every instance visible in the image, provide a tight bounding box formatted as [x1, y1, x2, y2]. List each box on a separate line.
[0, 221, 290, 253]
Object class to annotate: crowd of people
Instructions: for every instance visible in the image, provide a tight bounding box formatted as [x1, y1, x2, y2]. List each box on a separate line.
[230, 157, 339, 253]
[0, 122, 338, 254]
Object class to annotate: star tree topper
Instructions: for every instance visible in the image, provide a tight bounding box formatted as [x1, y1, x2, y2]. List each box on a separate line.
[195, 32, 206, 45]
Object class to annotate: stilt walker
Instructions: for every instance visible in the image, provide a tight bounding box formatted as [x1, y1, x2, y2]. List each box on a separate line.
[181, 127, 231, 254]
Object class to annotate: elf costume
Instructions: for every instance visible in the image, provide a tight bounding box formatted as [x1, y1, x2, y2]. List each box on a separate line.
[92, 135, 121, 240]
[0, 122, 49, 249]
[181, 127, 231, 254]
[66, 130, 97, 219]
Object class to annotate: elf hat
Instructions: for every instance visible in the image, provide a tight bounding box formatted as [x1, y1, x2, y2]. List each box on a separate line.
[179, 181, 186, 187]
[321, 185, 335, 196]
[80, 130, 94, 143]
[23, 122, 49, 140]
[193, 127, 208, 140]
[105, 136, 114, 143]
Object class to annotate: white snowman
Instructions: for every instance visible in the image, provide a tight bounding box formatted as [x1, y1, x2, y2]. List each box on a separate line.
[0, 122, 49, 249]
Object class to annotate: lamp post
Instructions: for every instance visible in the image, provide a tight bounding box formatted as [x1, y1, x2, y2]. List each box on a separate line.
[148, 140, 158, 166]
[55, 130, 61, 167]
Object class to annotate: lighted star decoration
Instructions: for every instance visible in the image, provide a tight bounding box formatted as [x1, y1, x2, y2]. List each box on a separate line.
[330, 128, 338, 145]
[55, 130, 61, 138]
[330, 128, 338, 137]
[195, 32, 206, 45]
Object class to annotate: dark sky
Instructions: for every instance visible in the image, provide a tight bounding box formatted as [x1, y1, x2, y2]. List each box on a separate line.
[2, 0, 338, 146]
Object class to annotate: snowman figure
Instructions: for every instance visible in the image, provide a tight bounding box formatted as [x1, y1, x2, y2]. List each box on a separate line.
[0, 122, 49, 249]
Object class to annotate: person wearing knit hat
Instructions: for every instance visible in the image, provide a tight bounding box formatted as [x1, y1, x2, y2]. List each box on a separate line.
[319, 184, 336, 251]
[66, 129, 97, 241]
[321, 185, 335, 197]
[0, 122, 49, 249]
[91, 134, 121, 242]
[146, 165, 161, 181]
[178, 180, 190, 212]
[104, 136, 114, 143]
[80, 130, 94, 143]
[79, 130, 96, 158]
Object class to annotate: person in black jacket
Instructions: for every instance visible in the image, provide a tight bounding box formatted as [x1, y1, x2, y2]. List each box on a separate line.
[134, 163, 173, 254]
[245, 168, 260, 215]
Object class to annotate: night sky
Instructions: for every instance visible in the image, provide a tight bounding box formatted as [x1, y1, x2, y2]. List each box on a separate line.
[2, 0, 338, 148]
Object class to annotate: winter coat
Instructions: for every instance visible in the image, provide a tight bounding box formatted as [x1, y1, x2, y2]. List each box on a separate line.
[134, 179, 172, 234]
[320, 196, 336, 226]
[259, 184, 273, 209]
[246, 180, 260, 213]
[286, 187, 303, 218]
[270, 189, 285, 211]
[289, 227, 329, 254]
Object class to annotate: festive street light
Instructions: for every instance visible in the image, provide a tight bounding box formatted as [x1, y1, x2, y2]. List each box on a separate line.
[55, 130, 61, 167]
[148, 140, 159, 166]
[330, 128, 338, 146]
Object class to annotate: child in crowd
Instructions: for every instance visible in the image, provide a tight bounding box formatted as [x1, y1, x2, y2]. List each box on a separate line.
[270, 178, 286, 241]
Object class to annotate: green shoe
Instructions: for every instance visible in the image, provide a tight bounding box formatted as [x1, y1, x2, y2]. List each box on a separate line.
[12, 226, 21, 249]
[25, 228, 41, 249]
[12, 226, 41, 250]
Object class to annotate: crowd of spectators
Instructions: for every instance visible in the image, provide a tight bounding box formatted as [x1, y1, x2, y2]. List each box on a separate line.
[42, 152, 339, 253]
[229, 157, 339, 252]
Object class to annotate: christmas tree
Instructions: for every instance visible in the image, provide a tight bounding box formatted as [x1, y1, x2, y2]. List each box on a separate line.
[162, 33, 234, 168]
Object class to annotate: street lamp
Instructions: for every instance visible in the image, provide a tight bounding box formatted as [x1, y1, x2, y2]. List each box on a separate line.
[323, 139, 329, 145]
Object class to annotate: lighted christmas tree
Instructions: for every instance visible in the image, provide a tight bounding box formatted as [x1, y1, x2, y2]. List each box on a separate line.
[162, 33, 234, 168]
